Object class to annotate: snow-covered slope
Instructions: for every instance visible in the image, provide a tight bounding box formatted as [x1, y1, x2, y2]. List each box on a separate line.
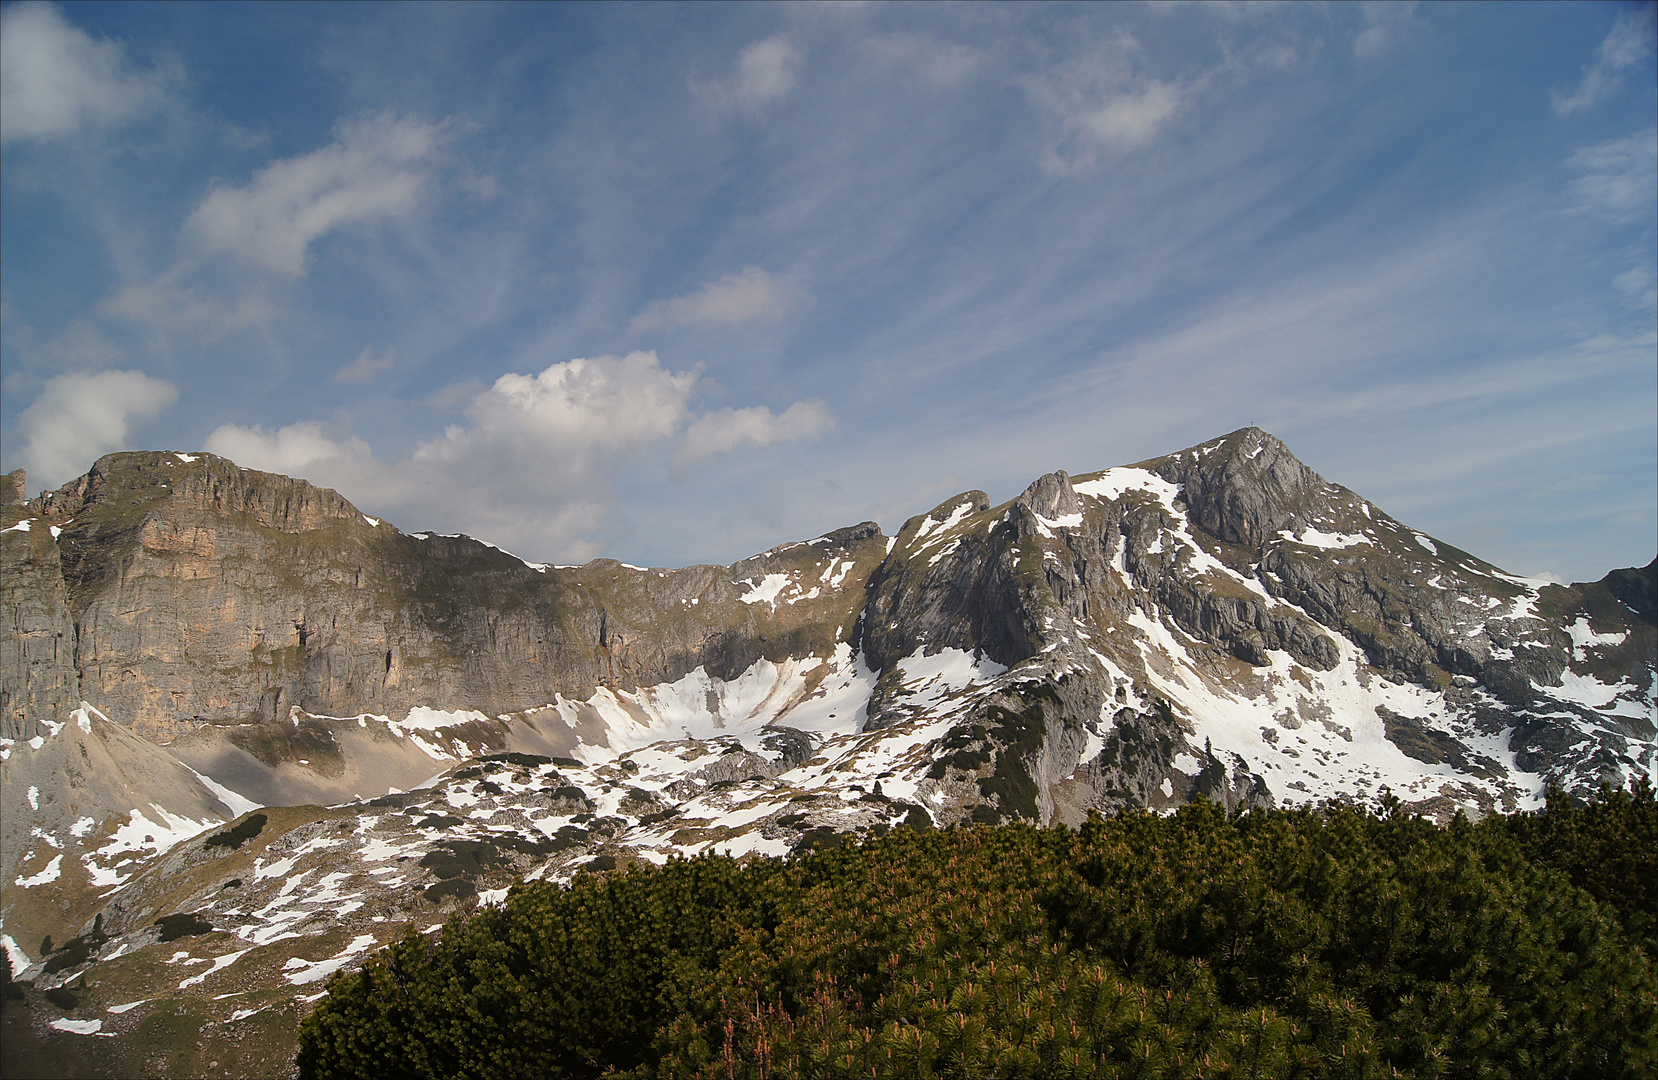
[1, 428, 1652, 1079]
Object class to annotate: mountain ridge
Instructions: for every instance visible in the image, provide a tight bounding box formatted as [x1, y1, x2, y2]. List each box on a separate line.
[1, 427, 1653, 1078]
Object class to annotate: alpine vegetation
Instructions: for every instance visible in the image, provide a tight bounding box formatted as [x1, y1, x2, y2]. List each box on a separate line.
[1, 428, 1653, 1078]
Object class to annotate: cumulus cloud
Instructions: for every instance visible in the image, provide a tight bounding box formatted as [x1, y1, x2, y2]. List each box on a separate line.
[0, 2, 167, 144]
[1553, 6, 1656, 116]
[1353, 1, 1420, 60]
[629, 266, 809, 334]
[198, 352, 832, 560]
[184, 112, 447, 277]
[1025, 40, 1187, 171]
[413, 352, 697, 479]
[203, 420, 373, 477]
[862, 33, 983, 88]
[16, 370, 179, 488]
[677, 401, 835, 467]
[698, 36, 802, 112]
[335, 346, 396, 384]
[1565, 127, 1657, 224]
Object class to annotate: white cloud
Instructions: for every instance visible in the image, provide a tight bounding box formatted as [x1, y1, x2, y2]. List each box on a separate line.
[1553, 6, 1656, 116]
[1353, 1, 1419, 60]
[1025, 40, 1188, 171]
[698, 36, 802, 112]
[184, 112, 447, 277]
[335, 346, 395, 384]
[198, 352, 831, 560]
[863, 33, 983, 88]
[17, 370, 179, 488]
[1565, 128, 1657, 224]
[629, 266, 809, 334]
[0, 2, 166, 144]
[677, 401, 835, 467]
[203, 420, 372, 477]
[413, 352, 696, 477]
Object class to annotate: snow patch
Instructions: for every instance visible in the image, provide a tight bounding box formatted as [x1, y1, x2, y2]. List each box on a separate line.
[2, 935, 32, 973]
[50, 1018, 114, 1036]
[1074, 468, 1182, 506]
[1035, 512, 1084, 531]
[283, 934, 379, 985]
[911, 501, 976, 547]
[397, 707, 491, 732]
[182, 765, 262, 817]
[15, 855, 64, 886]
[1279, 528, 1369, 551]
[178, 949, 251, 990]
[1566, 618, 1627, 658]
[737, 573, 791, 607]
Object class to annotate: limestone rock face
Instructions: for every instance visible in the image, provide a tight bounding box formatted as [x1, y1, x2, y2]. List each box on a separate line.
[1150, 427, 1326, 548]
[2, 451, 889, 736]
[2, 477, 76, 742]
[1, 429, 1652, 1079]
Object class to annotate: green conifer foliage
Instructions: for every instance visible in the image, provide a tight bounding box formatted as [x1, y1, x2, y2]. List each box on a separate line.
[298, 786, 1658, 1079]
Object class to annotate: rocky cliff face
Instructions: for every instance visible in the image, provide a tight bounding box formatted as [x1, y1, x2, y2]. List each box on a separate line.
[1, 429, 1653, 1079]
[3, 451, 888, 739]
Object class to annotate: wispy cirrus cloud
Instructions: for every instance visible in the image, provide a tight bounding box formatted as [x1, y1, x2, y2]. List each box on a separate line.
[629, 267, 809, 334]
[1353, 1, 1421, 61]
[334, 346, 396, 384]
[861, 33, 983, 88]
[677, 401, 834, 468]
[1564, 127, 1657, 224]
[1553, 5, 1656, 116]
[0, 2, 169, 144]
[96, 112, 450, 346]
[100, 269, 278, 343]
[696, 36, 803, 112]
[184, 112, 450, 278]
[1023, 37, 1188, 171]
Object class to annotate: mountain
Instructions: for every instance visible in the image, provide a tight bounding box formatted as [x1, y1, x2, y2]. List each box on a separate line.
[2, 428, 1653, 1079]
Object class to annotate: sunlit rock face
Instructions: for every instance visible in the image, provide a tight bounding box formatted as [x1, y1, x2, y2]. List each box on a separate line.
[1, 429, 1652, 1078]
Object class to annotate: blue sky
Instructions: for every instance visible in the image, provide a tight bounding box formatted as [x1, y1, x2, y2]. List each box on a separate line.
[2, 1, 1653, 581]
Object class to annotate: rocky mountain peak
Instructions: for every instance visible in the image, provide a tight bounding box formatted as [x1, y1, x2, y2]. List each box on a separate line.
[28, 451, 366, 536]
[1016, 470, 1080, 520]
[1603, 558, 1658, 624]
[1148, 426, 1331, 549]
